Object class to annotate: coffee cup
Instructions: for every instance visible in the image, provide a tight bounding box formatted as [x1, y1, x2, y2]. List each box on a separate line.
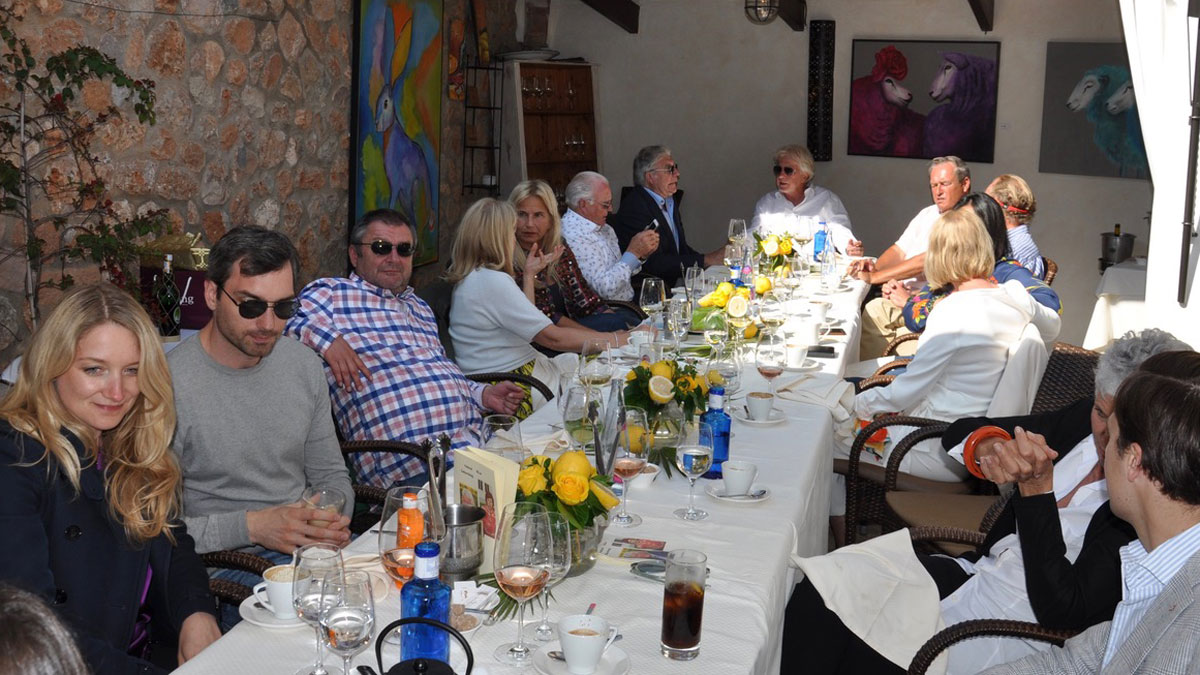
[807, 301, 830, 324]
[793, 319, 820, 348]
[253, 564, 306, 620]
[722, 460, 758, 497]
[558, 614, 619, 674]
[786, 343, 808, 368]
[746, 392, 774, 420]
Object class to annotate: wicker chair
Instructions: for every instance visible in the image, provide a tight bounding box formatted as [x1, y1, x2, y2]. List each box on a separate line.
[340, 438, 446, 535]
[843, 343, 1098, 545]
[1042, 257, 1058, 286]
[907, 620, 1076, 674]
[201, 550, 274, 608]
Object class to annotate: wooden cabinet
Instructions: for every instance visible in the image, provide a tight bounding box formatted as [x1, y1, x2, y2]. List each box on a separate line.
[500, 61, 600, 205]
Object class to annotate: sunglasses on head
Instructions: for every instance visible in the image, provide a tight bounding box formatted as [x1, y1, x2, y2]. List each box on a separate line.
[355, 240, 415, 257]
[219, 285, 297, 320]
[773, 165, 798, 176]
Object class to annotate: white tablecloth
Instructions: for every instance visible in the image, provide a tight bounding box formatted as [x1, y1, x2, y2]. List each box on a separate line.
[175, 281, 869, 675]
[1084, 257, 1147, 350]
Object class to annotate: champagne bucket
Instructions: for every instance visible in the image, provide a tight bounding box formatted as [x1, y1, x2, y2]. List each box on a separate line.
[1100, 232, 1136, 267]
[441, 505, 485, 582]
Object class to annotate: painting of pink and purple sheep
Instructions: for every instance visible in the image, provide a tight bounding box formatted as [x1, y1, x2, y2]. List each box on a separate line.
[848, 40, 999, 163]
[1038, 42, 1148, 180]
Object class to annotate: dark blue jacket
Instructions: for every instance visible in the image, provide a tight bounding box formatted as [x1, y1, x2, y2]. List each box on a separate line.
[611, 186, 704, 290]
[0, 421, 215, 674]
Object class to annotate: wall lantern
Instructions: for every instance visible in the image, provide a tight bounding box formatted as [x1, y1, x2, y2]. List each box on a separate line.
[745, 0, 780, 24]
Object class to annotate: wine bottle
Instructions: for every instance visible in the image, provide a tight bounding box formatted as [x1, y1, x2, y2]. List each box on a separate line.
[700, 385, 732, 479]
[154, 254, 181, 338]
[400, 542, 451, 663]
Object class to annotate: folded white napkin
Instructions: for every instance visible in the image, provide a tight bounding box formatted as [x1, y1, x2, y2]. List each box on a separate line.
[793, 529, 946, 674]
[776, 374, 857, 443]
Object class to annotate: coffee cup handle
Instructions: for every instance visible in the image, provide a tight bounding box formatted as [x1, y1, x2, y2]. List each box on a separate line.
[601, 626, 619, 653]
[252, 582, 273, 611]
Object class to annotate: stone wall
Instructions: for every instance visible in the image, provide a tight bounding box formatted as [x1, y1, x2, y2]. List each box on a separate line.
[0, 0, 518, 369]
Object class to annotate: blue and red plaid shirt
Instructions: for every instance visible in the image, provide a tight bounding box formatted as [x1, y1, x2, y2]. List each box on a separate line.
[285, 274, 485, 488]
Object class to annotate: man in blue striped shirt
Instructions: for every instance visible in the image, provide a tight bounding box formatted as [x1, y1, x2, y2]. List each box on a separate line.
[985, 350, 1200, 674]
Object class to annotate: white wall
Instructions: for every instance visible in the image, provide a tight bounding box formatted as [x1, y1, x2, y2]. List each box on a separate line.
[547, 0, 1153, 345]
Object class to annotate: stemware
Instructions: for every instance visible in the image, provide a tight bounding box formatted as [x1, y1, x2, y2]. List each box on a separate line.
[667, 297, 692, 349]
[707, 343, 741, 398]
[673, 439, 713, 521]
[611, 408, 650, 527]
[484, 414, 526, 461]
[301, 486, 346, 529]
[319, 570, 375, 675]
[755, 331, 788, 395]
[492, 503, 552, 665]
[700, 308, 727, 350]
[640, 278, 666, 330]
[523, 511, 573, 642]
[724, 241, 746, 279]
[727, 218, 748, 245]
[561, 383, 595, 450]
[684, 265, 704, 304]
[292, 543, 345, 675]
[578, 337, 615, 387]
[758, 291, 786, 330]
[378, 487, 442, 593]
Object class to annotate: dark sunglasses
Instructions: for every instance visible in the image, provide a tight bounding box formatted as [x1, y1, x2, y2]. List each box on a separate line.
[355, 240, 415, 257]
[219, 285, 297, 320]
[772, 165, 798, 176]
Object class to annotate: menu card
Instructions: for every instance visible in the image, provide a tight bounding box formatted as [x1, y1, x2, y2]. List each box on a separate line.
[454, 446, 519, 574]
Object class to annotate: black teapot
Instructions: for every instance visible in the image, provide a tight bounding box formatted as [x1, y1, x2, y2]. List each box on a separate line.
[372, 617, 474, 675]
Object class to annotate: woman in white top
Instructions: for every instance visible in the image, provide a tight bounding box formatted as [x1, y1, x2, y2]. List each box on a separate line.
[750, 144, 863, 256]
[445, 198, 640, 418]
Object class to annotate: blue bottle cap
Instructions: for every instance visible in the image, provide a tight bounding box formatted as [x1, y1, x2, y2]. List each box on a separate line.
[710, 385, 725, 396]
[415, 541, 440, 558]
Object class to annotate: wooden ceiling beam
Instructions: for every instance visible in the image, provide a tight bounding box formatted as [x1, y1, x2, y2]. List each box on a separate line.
[779, 0, 807, 32]
[967, 0, 994, 32]
[579, 0, 640, 34]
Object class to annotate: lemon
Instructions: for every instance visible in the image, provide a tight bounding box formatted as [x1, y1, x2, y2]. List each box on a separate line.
[707, 369, 725, 386]
[552, 450, 597, 480]
[744, 323, 759, 340]
[762, 235, 780, 256]
[697, 292, 715, 308]
[649, 360, 674, 379]
[716, 281, 735, 296]
[754, 275, 773, 295]
[625, 369, 638, 382]
[735, 286, 751, 299]
[714, 294, 729, 308]
[726, 294, 749, 318]
[625, 424, 649, 454]
[648, 375, 675, 404]
[590, 480, 620, 510]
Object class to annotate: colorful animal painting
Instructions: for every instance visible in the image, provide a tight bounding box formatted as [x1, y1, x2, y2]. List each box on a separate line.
[848, 40, 1000, 162]
[1038, 42, 1147, 180]
[353, 0, 443, 266]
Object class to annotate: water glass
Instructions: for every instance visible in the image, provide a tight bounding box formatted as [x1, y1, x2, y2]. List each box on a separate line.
[292, 544, 345, 675]
[301, 486, 346, 529]
[319, 570, 375, 675]
[484, 414, 526, 461]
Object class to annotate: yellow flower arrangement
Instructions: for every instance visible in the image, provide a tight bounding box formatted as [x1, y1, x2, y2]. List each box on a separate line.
[516, 452, 614, 529]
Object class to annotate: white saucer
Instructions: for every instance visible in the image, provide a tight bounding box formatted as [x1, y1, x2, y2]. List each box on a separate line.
[705, 484, 772, 503]
[533, 643, 631, 675]
[784, 359, 820, 372]
[729, 408, 786, 426]
[238, 595, 306, 629]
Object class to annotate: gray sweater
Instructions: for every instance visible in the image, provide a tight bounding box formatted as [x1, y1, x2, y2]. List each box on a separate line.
[168, 333, 353, 553]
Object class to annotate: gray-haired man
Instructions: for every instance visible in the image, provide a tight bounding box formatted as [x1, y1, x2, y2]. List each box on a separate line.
[560, 171, 659, 301]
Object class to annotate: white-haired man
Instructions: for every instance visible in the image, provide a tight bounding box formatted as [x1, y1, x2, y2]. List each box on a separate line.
[560, 171, 659, 301]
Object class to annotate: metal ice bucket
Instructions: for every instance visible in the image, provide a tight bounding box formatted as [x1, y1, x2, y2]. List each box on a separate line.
[440, 504, 485, 582]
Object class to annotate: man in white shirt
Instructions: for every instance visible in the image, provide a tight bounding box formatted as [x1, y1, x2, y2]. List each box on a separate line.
[854, 155, 970, 357]
[560, 171, 659, 302]
[985, 350, 1200, 674]
[750, 144, 863, 256]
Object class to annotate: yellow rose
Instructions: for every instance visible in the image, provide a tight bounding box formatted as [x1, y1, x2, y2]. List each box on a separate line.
[552, 450, 596, 481]
[694, 374, 709, 395]
[517, 465, 548, 495]
[552, 472, 590, 506]
[778, 238, 793, 255]
[675, 376, 695, 393]
[522, 454, 551, 470]
[590, 480, 620, 510]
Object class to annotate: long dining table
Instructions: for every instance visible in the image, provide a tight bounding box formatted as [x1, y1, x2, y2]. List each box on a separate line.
[175, 277, 870, 675]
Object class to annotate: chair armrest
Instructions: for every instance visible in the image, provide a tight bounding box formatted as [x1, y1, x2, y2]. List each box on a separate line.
[209, 578, 254, 607]
[605, 299, 648, 321]
[883, 332, 920, 357]
[468, 371, 555, 402]
[872, 358, 912, 377]
[843, 415, 942, 545]
[883, 422, 952, 490]
[200, 550, 273, 575]
[908, 526, 987, 547]
[907, 619, 1077, 675]
[855, 374, 895, 391]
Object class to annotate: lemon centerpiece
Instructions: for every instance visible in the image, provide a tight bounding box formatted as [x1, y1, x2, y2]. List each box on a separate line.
[623, 359, 709, 477]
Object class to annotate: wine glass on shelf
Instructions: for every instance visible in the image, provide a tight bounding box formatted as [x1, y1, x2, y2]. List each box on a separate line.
[578, 337, 614, 388]
[292, 543, 345, 675]
[727, 218, 747, 246]
[319, 570, 375, 675]
[673, 439, 713, 521]
[755, 330, 788, 395]
[612, 408, 650, 527]
[523, 511, 573, 642]
[640, 277, 666, 331]
[492, 502, 552, 665]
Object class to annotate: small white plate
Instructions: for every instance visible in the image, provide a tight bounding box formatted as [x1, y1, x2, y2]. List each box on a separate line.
[238, 595, 306, 630]
[729, 408, 786, 427]
[705, 484, 772, 503]
[532, 643, 631, 675]
[784, 359, 820, 373]
[498, 49, 560, 61]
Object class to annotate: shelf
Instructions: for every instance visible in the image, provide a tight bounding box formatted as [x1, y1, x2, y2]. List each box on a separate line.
[464, 144, 500, 150]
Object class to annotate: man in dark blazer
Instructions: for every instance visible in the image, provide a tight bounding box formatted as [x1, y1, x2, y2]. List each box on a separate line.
[610, 145, 726, 291]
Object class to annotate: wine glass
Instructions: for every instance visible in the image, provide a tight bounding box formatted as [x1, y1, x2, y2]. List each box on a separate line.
[377, 487, 442, 598]
[578, 337, 614, 387]
[755, 331, 787, 395]
[700, 308, 727, 350]
[523, 511, 573, 642]
[292, 543, 345, 675]
[758, 291, 786, 331]
[727, 218, 747, 245]
[612, 408, 650, 527]
[673, 441, 713, 521]
[668, 297, 692, 349]
[319, 570, 375, 675]
[684, 265, 704, 304]
[492, 502, 552, 665]
[640, 278, 666, 330]
[708, 343, 741, 398]
[484, 414, 526, 461]
[724, 240, 745, 279]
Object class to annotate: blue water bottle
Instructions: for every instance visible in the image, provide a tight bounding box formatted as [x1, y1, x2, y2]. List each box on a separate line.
[813, 221, 829, 262]
[400, 542, 451, 662]
[700, 385, 732, 479]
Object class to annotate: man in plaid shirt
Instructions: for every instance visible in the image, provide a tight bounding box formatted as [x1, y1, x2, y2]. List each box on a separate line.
[285, 209, 525, 488]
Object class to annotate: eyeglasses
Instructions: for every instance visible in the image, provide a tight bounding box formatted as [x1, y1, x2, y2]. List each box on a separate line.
[219, 285, 297, 320]
[772, 165, 798, 176]
[591, 200, 613, 210]
[650, 163, 680, 175]
[354, 240, 415, 257]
